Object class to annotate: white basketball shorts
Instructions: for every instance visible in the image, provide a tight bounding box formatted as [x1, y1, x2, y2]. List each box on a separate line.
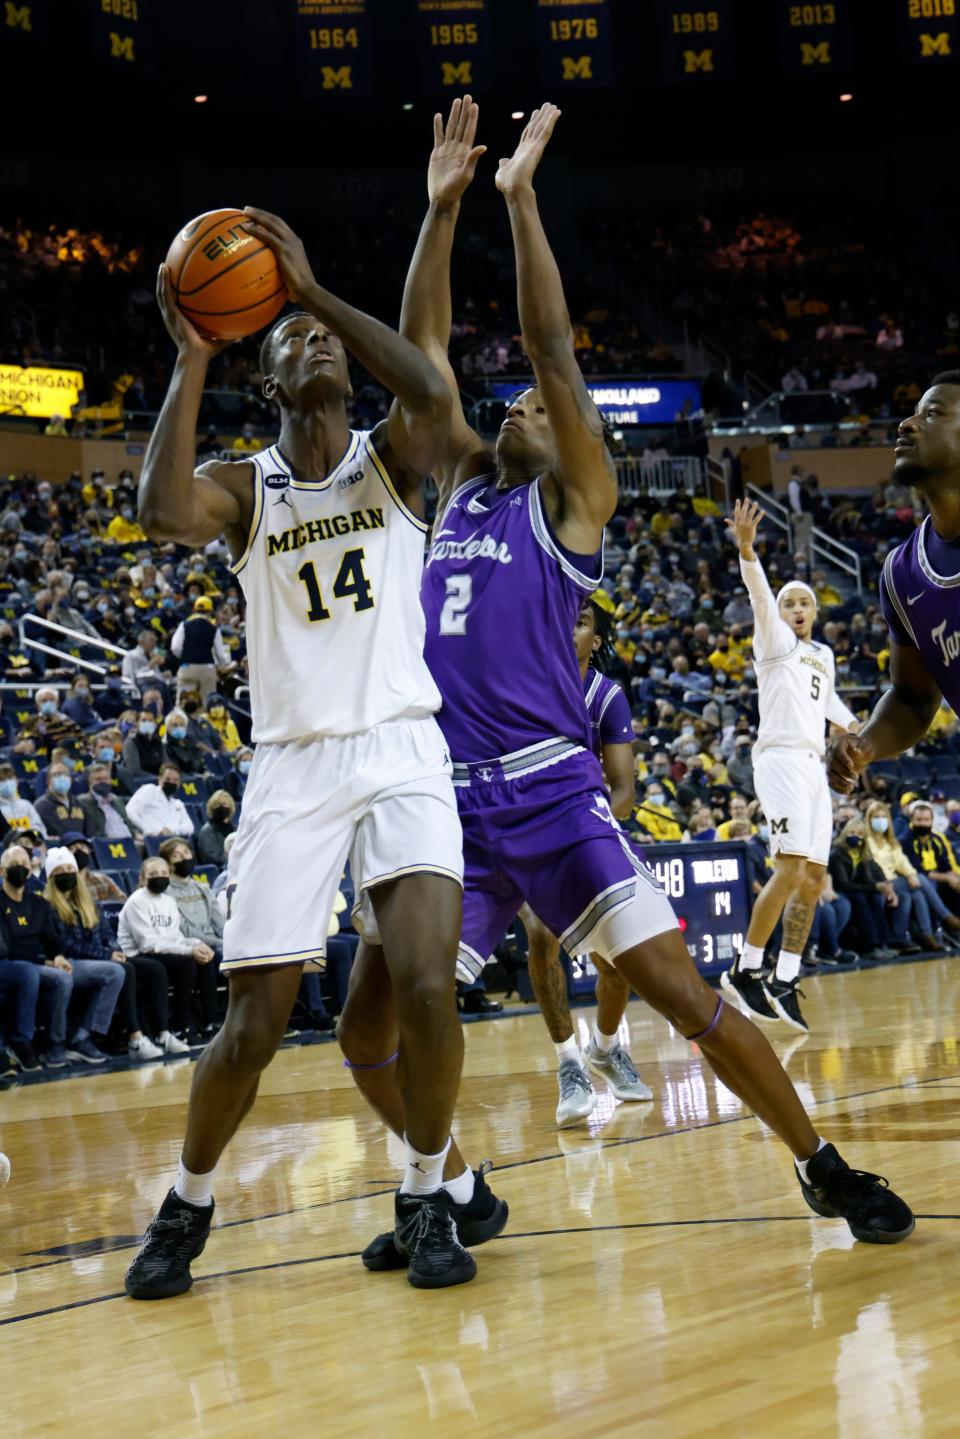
[221, 715, 463, 973]
[753, 746, 832, 868]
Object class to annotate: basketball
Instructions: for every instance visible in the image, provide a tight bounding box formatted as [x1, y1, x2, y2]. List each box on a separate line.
[166, 208, 287, 341]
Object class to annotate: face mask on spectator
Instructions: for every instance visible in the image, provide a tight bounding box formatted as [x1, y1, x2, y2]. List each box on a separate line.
[758, 823, 770, 842]
[169, 726, 187, 740]
[96, 747, 114, 763]
[845, 835, 863, 849]
[97, 601, 110, 614]
[701, 598, 714, 609]
[73, 849, 90, 870]
[0, 780, 16, 799]
[652, 762, 669, 776]
[171, 858, 192, 878]
[93, 781, 113, 799]
[162, 779, 180, 797]
[681, 726, 695, 737]
[183, 699, 199, 714]
[911, 822, 932, 836]
[870, 817, 889, 834]
[138, 720, 156, 737]
[650, 666, 666, 680]
[54, 872, 77, 893]
[210, 705, 225, 719]
[647, 791, 664, 805]
[5, 864, 28, 888]
[949, 810, 960, 828]
[238, 759, 252, 775]
[52, 774, 70, 795]
[121, 507, 134, 521]
[193, 560, 206, 573]
[211, 806, 232, 824]
[40, 700, 56, 716]
[146, 875, 169, 894]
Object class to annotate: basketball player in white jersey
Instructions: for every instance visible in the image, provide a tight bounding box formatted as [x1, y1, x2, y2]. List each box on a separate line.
[124, 208, 482, 1297]
[721, 499, 860, 1033]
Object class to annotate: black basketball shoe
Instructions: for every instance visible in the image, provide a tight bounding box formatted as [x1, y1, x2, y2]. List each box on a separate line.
[796, 1143, 915, 1244]
[124, 1189, 215, 1299]
[765, 977, 809, 1033]
[363, 1161, 508, 1272]
[720, 961, 779, 1023]
[394, 1188, 477, 1289]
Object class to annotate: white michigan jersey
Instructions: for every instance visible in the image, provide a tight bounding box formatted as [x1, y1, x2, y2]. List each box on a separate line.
[232, 430, 441, 743]
[740, 556, 856, 757]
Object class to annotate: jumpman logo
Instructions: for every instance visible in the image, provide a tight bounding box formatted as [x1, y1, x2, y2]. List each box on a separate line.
[273, 492, 293, 508]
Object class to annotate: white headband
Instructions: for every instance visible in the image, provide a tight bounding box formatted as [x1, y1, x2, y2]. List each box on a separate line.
[777, 581, 817, 608]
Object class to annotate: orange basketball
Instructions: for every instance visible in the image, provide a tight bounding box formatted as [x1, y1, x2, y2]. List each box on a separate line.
[166, 208, 288, 341]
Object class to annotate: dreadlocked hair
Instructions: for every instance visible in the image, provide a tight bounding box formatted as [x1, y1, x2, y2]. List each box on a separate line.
[587, 589, 615, 672]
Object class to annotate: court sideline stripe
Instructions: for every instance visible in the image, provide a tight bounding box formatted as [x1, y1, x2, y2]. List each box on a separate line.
[9, 1068, 958, 1279]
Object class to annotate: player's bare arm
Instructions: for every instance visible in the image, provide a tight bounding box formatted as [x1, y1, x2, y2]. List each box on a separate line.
[138, 265, 253, 555]
[243, 206, 451, 507]
[602, 741, 636, 821]
[400, 95, 491, 502]
[496, 105, 616, 553]
[828, 641, 941, 793]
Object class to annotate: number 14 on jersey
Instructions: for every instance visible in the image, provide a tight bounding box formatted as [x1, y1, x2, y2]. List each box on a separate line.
[298, 549, 374, 622]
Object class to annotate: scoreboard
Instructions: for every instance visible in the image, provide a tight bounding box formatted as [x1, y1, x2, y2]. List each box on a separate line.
[568, 841, 752, 993]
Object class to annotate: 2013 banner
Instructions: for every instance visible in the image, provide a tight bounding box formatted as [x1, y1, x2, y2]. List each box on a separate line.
[897, 0, 959, 65]
[776, 1, 851, 75]
[534, 0, 614, 88]
[656, 0, 735, 81]
[89, 0, 144, 67]
[292, 0, 374, 98]
[415, 0, 490, 92]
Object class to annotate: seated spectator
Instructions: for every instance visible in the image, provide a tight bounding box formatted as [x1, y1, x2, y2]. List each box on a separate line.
[902, 801, 960, 926]
[62, 831, 126, 903]
[60, 674, 102, 732]
[633, 785, 683, 842]
[716, 794, 757, 841]
[205, 692, 242, 752]
[43, 840, 162, 1070]
[42, 847, 124, 1064]
[117, 856, 214, 1051]
[688, 811, 717, 842]
[726, 735, 755, 798]
[126, 762, 194, 839]
[231, 423, 261, 454]
[76, 762, 138, 840]
[828, 820, 897, 961]
[35, 760, 88, 839]
[105, 504, 147, 545]
[0, 907, 43, 1073]
[121, 708, 165, 779]
[0, 843, 116, 1069]
[121, 629, 164, 692]
[19, 685, 84, 750]
[196, 790, 236, 868]
[0, 765, 47, 837]
[807, 868, 857, 967]
[164, 707, 206, 775]
[862, 800, 938, 951]
[158, 837, 223, 1037]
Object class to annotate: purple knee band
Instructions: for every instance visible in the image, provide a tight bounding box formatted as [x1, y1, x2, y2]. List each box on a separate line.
[685, 995, 724, 1044]
[342, 1049, 399, 1071]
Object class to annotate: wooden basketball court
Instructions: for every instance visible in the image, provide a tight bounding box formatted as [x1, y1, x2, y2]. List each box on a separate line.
[2, 958, 959, 1438]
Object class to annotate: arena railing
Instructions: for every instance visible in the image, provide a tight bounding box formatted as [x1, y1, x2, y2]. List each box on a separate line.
[746, 483, 862, 594]
[18, 614, 133, 682]
[617, 456, 703, 498]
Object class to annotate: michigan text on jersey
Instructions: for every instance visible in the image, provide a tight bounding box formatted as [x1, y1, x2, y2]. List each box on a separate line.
[267, 508, 385, 557]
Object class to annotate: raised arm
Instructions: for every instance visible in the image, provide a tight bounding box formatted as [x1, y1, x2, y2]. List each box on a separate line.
[496, 105, 616, 551]
[725, 499, 795, 663]
[242, 208, 450, 491]
[828, 640, 941, 793]
[399, 96, 491, 496]
[138, 268, 253, 552]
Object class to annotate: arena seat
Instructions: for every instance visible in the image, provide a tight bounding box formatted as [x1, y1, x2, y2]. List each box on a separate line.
[899, 757, 932, 783]
[179, 774, 210, 804]
[93, 835, 139, 871]
[193, 865, 218, 886]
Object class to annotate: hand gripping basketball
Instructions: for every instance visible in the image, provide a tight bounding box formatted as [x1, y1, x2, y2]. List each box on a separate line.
[157, 264, 233, 359]
[242, 208, 317, 306]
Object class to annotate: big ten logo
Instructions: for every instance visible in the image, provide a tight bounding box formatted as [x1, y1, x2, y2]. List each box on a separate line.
[683, 48, 714, 72]
[4, 2, 31, 31]
[203, 223, 253, 263]
[109, 31, 135, 61]
[441, 60, 473, 85]
[801, 40, 832, 64]
[561, 54, 593, 80]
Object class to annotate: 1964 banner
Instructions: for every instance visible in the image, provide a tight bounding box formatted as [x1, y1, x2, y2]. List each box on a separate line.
[293, 0, 374, 98]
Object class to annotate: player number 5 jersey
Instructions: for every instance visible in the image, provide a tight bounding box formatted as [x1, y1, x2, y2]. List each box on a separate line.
[232, 431, 441, 743]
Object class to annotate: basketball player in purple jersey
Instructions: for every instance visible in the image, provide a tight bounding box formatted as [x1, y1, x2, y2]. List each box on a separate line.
[831, 373, 960, 791]
[521, 595, 655, 1127]
[339, 98, 914, 1248]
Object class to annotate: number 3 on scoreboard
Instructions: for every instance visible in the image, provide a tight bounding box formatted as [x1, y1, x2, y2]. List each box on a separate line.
[440, 575, 472, 635]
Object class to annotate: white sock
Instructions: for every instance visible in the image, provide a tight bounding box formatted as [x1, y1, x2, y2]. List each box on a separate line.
[739, 942, 766, 971]
[592, 1025, 617, 1054]
[554, 1034, 581, 1065]
[174, 1156, 215, 1207]
[775, 949, 803, 984]
[795, 1138, 827, 1183]
[443, 1165, 475, 1206]
[401, 1134, 451, 1196]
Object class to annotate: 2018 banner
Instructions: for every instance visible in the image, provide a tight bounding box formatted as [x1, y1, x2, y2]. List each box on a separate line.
[292, 0, 374, 98]
[534, 0, 614, 88]
[415, 0, 490, 92]
[89, 0, 144, 67]
[656, 0, 735, 81]
[896, 0, 959, 65]
[777, 1, 851, 75]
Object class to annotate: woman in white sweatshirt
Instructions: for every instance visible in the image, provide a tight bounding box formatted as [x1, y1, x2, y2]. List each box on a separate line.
[118, 857, 216, 1050]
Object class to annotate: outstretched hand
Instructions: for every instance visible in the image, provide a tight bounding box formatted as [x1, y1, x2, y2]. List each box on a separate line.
[827, 732, 875, 794]
[428, 94, 487, 210]
[725, 497, 762, 556]
[495, 103, 561, 196]
[242, 207, 310, 303]
[156, 265, 233, 360]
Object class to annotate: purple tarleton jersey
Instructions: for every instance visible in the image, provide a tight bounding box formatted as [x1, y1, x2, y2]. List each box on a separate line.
[881, 518, 960, 714]
[583, 670, 633, 759]
[421, 475, 601, 761]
